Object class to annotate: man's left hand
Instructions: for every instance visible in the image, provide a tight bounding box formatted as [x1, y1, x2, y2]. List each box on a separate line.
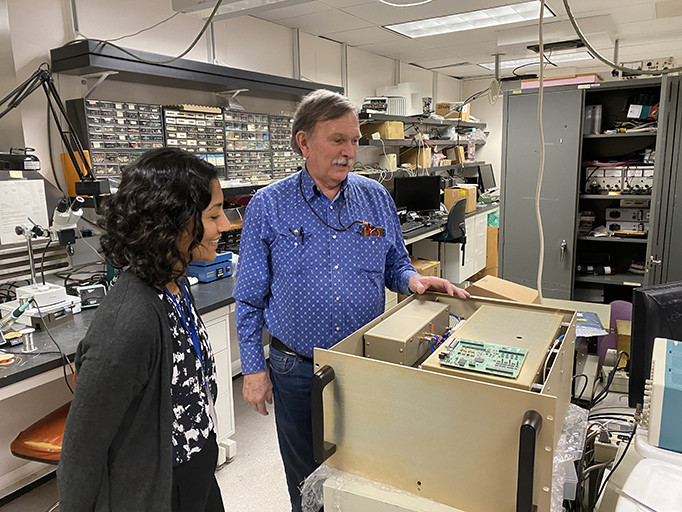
[408, 274, 470, 299]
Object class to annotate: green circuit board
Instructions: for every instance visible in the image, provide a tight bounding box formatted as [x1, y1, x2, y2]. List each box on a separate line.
[438, 339, 528, 379]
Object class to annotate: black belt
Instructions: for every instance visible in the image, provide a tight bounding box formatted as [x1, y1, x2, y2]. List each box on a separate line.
[270, 337, 312, 362]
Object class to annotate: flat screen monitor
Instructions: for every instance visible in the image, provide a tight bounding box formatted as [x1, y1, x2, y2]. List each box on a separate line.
[478, 163, 496, 193]
[393, 176, 441, 214]
[629, 281, 682, 407]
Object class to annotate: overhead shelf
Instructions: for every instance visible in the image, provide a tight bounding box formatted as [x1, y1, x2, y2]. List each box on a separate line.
[583, 132, 657, 139]
[219, 181, 270, 196]
[580, 194, 652, 200]
[574, 274, 644, 286]
[359, 112, 486, 131]
[50, 40, 343, 98]
[577, 236, 648, 244]
[359, 138, 485, 148]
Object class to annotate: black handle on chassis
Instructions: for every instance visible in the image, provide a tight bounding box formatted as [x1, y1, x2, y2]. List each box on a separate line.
[312, 365, 336, 464]
[517, 409, 543, 512]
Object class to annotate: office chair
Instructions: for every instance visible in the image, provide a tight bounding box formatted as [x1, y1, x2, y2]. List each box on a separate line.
[11, 397, 72, 512]
[431, 197, 467, 267]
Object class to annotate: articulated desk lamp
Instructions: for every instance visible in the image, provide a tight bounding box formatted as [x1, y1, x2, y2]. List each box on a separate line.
[0, 63, 110, 202]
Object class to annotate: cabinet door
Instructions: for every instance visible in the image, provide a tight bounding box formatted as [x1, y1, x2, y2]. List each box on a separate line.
[649, 76, 682, 283]
[202, 306, 235, 441]
[500, 89, 583, 299]
[473, 214, 488, 273]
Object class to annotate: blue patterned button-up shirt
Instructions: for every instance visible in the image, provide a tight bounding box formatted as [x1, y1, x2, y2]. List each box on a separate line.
[234, 168, 417, 374]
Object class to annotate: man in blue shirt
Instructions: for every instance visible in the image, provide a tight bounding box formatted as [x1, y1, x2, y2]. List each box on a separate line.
[234, 89, 469, 511]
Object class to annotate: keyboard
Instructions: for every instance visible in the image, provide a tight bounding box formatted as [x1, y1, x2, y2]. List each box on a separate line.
[400, 221, 423, 234]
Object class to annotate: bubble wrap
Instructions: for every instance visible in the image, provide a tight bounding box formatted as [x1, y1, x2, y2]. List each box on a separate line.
[301, 465, 338, 512]
[551, 403, 589, 511]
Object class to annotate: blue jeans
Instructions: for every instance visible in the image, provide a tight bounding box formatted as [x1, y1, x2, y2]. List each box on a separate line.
[269, 346, 320, 512]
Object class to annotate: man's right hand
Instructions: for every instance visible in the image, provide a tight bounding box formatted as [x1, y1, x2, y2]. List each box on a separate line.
[242, 370, 273, 416]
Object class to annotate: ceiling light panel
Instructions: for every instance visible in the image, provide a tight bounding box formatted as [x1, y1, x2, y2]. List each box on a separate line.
[385, 1, 554, 39]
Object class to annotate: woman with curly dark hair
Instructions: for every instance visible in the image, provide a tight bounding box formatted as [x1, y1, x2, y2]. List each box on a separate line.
[58, 147, 230, 512]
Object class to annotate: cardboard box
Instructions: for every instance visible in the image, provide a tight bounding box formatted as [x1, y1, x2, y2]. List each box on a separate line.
[436, 102, 470, 121]
[454, 146, 466, 164]
[400, 147, 432, 170]
[411, 256, 441, 277]
[466, 275, 540, 304]
[360, 121, 404, 140]
[444, 185, 477, 214]
[399, 257, 442, 301]
[616, 320, 631, 367]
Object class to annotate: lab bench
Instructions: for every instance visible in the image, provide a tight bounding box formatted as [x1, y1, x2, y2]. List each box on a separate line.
[0, 277, 238, 500]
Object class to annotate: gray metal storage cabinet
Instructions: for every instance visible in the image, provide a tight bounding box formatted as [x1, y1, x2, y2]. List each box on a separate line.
[500, 77, 682, 301]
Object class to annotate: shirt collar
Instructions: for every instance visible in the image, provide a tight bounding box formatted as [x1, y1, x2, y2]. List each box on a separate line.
[301, 166, 350, 204]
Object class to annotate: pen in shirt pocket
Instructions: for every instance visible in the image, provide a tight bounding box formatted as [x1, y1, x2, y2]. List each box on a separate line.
[289, 226, 305, 245]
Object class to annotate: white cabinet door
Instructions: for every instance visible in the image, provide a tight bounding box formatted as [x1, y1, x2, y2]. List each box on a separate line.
[473, 214, 488, 275]
[202, 306, 236, 453]
[411, 210, 490, 284]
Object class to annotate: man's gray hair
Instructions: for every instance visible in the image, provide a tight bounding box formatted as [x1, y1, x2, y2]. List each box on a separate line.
[291, 89, 357, 156]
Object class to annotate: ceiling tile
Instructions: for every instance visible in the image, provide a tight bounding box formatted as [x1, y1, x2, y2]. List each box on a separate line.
[355, 39, 432, 59]
[319, 0, 374, 7]
[251, 1, 331, 22]
[326, 26, 406, 46]
[657, 0, 682, 19]
[389, 46, 471, 65]
[617, 17, 682, 40]
[275, 9, 375, 34]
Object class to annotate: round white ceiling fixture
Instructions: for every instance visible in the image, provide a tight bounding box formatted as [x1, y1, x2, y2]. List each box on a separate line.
[378, 0, 435, 7]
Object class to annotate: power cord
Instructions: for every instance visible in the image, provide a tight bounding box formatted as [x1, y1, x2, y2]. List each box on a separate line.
[31, 299, 76, 394]
[39, 239, 53, 285]
[65, 0, 224, 65]
[535, 0, 547, 300]
[572, 373, 589, 401]
[77, 230, 106, 263]
[590, 351, 628, 409]
[587, 424, 637, 512]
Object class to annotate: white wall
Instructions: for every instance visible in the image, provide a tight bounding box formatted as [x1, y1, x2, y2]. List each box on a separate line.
[213, 16, 293, 78]
[461, 78, 503, 184]
[437, 74, 462, 104]
[399, 62, 433, 100]
[346, 46, 396, 111]
[299, 32, 342, 87]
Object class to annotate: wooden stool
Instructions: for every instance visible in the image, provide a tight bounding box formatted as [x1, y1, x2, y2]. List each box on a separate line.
[10, 402, 71, 511]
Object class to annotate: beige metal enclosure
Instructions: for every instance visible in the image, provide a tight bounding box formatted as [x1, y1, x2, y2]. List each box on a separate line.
[313, 293, 576, 512]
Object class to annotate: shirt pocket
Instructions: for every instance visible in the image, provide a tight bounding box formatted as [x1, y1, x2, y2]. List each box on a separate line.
[270, 232, 306, 275]
[353, 235, 388, 273]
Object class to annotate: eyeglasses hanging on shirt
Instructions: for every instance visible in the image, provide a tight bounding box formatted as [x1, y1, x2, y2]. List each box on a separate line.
[298, 173, 384, 237]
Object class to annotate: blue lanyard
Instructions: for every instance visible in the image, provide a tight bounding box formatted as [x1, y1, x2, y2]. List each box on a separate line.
[164, 281, 206, 382]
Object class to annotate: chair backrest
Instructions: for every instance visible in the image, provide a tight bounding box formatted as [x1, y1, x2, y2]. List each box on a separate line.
[445, 198, 467, 242]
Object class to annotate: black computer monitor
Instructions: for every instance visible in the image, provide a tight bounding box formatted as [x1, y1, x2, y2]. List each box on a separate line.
[478, 163, 496, 193]
[393, 176, 441, 214]
[629, 281, 682, 407]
